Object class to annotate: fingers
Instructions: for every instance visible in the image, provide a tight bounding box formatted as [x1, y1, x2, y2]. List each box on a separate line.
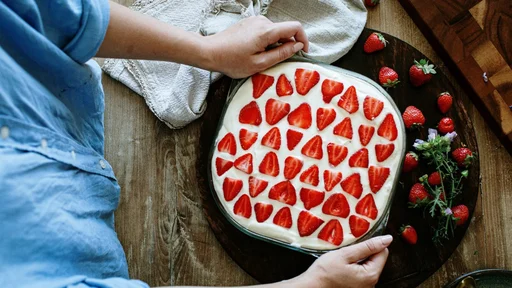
[363, 248, 389, 273]
[265, 21, 309, 52]
[343, 235, 393, 263]
[253, 41, 304, 70]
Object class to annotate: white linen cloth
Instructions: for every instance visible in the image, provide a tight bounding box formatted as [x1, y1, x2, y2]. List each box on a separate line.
[102, 0, 367, 129]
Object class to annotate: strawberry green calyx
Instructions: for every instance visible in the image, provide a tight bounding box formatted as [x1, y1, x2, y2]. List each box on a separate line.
[375, 32, 387, 47]
[382, 78, 399, 88]
[372, 0, 380, 4]
[414, 59, 437, 75]
[399, 225, 409, 233]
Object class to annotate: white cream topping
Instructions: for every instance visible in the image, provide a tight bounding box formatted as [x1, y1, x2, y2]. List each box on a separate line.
[211, 62, 403, 250]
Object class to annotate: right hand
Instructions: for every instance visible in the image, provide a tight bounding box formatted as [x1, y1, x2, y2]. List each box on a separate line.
[298, 235, 393, 288]
[203, 15, 309, 79]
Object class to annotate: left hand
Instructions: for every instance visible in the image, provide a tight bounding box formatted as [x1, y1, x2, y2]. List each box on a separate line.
[202, 15, 309, 78]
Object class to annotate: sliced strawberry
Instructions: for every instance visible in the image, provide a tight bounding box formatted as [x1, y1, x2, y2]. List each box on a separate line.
[321, 79, 344, 103]
[234, 153, 253, 174]
[284, 156, 303, 180]
[252, 73, 274, 99]
[349, 215, 370, 238]
[301, 135, 323, 160]
[259, 152, 279, 177]
[286, 129, 303, 151]
[217, 133, 237, 155]
[265, 98, 290, 125]
[273, 207, 292, 228]
[323, 170, 342, 192]
[216, 157, 233, 176]
[287, 103, 312, 129]
[316, 108, 336, 131]
[295, 68, 320, 95]
[239, 101, 262, 126]
[363, 96, 384, 120]
[223, 177, 243, 201]
[358, 125, 375, 146]
[239, 129, 258, 150]
[327, 143, 348, 167]
[377, 113, 398, 141]
[261, 127, 281, 150]
[333, 117, 353, 139]
[318, 219, 343, 246]
[248, 176, 268, 197]
[349, 148, 369, 168]
[276, 74, 293, 96]
[368, 166, 390, 193]
[254, 202, 274, 223]
[300, 188, 325, 210]
[341, 173, 363, 199]
[337, 86, 359, 114]
[298, 211, 324, 237]
[233, 194, 252, 218]
[300, 164, 320, 186]
[375, 143, 395, 162]
[268, 181, 297, 205]
[356, 194, 378, 220]
[322, 193, 350, 218]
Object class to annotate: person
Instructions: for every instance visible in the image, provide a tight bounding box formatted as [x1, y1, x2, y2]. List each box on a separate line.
[0, 1, 392, 287]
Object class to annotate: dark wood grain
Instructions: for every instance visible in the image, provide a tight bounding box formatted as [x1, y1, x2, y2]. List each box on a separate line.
[197, 29, 480, 288]
[398, 0, 512, 156]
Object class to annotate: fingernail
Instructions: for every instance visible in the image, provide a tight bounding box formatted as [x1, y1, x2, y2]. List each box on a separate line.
[380, 235, 393, 246]
[293, 42, 304, 53]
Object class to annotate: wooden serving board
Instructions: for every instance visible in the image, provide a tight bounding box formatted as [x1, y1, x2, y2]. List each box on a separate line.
[398, 0, 512, 154]
[197, 29, 480, 287]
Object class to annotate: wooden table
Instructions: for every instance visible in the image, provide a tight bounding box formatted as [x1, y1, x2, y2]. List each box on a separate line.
[103, 0, 512, 286]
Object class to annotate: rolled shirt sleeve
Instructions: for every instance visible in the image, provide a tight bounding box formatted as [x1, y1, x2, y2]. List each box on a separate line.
[61, 0, 110, 63]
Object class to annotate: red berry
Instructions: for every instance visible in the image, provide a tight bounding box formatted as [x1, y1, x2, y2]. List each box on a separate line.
[408, 183, 430, 204]
[400, 225, 418, 245]
[428, 172, 442, 186]
[451, 204, 469, 226]
[452, 148, 474, 167]
[409, 59, 436, 87]
[438, 117, 455, 134]
[403, 151, 419, 173]
[378, 67, 400, 88]
[363, 32, 386, 53]
[437, 92, 453, 113]
[402, 106, 425, 129]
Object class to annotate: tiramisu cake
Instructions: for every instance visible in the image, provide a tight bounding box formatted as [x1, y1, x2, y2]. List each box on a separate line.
[210, 62, 403, 250]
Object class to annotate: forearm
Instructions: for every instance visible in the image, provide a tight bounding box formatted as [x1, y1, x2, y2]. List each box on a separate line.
[156, 275, 317, 288]
[96, 2, 212, 70]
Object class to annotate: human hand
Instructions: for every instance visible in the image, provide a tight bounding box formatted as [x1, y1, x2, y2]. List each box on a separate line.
[202, 15, 309, 78]
[295, 235, 393, 288]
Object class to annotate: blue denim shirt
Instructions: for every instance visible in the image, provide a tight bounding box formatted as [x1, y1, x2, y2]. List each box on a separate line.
[0, 1, 147, 287]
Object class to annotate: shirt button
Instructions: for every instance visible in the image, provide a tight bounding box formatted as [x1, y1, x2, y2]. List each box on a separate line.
[41, 138, 48, 150]
[1, 126, 9, 139]
[99, 160, 106, 169]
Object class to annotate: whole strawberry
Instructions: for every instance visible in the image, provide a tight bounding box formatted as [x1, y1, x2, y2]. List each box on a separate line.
[408, 183, 430, 204]
[364, 0, 380, 7]
[437, 92, 453, 113]
[452, 147, 474, 167]
[402, 106, 425, 129]
[451, 204, 469, 226]
[364, 32, 386, 54]
[428, 171, 442, 186]
[379, 67, 400, 88]
[400, 225, 418, 244]
[403, 151, 419, 172]
[409, 59, 436, 87]
[438, 117, 455, 134]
